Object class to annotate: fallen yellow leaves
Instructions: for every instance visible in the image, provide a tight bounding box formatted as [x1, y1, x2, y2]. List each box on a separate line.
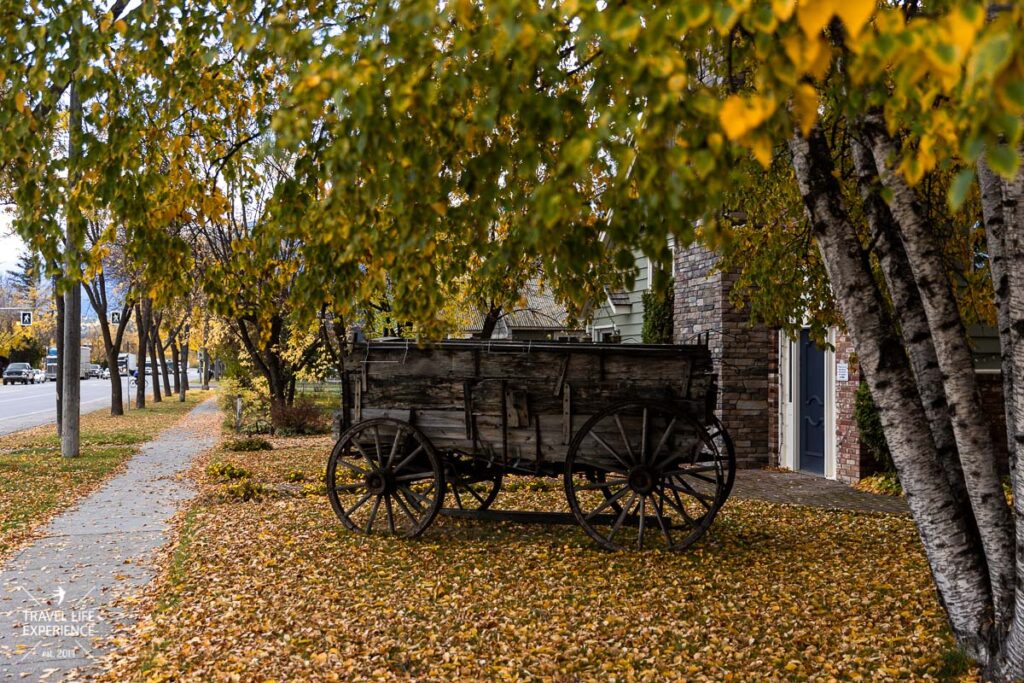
[97, 429, 976, 681]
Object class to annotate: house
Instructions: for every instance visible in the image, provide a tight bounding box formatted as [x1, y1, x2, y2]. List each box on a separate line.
[587, 240, 675, 344]
[672, 242, 1008, 482]
[466, 282, 586, 341]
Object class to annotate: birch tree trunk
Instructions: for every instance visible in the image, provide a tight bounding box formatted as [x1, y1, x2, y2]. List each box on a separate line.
[789, 128, 996, 665]
[993, 162, 1024, 679]
[978, 158, 1018, 474]
[850, 136, 973, 522]
[862, 116, 1015, 628]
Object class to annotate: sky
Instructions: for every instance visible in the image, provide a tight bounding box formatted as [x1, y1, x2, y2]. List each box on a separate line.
[0, 213, 26, 276]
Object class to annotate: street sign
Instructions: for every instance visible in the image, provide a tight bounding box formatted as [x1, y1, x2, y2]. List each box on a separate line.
[19, 311, 32, 326]
[111, 311, 121, 325]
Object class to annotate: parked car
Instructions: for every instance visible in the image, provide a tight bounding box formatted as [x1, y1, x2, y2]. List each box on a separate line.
[87, 364, 102, 379]
[3, 363, 35, 385]
[101, 367, 111, 380]
[33, 369, 46, 383]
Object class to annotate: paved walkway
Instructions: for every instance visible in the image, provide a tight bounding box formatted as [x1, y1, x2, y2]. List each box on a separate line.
[0, 399, 219, 680]
[731, 468, 909, 515]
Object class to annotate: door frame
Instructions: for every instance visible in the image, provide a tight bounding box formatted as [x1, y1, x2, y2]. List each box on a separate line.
[778, 327, 837, 479]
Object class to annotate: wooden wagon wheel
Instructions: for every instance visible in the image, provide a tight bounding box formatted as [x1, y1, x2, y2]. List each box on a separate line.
[446, 466, 501, 509]
[326, 417, 445, 538]
[564, 400, 731, 551]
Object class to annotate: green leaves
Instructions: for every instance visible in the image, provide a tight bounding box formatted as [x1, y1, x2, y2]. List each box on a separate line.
[986, 145, 1020, 180]
[948, 168, 975, 211]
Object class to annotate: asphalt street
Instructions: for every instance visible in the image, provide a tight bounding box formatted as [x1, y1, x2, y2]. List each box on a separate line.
[0, 378, 115, 436]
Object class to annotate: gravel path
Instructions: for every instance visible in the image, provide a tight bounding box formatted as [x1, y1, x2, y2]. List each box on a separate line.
[0, 399, 220, 680]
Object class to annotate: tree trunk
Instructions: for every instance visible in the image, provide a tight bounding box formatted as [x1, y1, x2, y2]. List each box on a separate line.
[179, 343, 189, 402]
[149, 333, 162, 403]
[170, 340, 181, 395]
[850, 136, 974, 519]
[134, 300, 149, 409]
[154, 323, 171, 396]
[978, 157, 1018, 473]
[54, 276, 64, 437]
[992, 161, 1024, 680]
[790, 128, 995, 665]
[107, 348, 123, 416]
[863, 116, 1016, 628]
[61, 78, 83, 459]
[479, 304, 501, 339]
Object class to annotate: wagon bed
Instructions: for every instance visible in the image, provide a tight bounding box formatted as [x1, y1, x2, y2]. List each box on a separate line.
[326, 339, 735, 551]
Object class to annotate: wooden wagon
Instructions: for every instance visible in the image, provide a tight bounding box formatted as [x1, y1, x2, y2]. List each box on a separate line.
[326, 340, 735, 551]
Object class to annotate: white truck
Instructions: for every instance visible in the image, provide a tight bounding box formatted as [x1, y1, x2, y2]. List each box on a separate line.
[117, 352, 138, 375]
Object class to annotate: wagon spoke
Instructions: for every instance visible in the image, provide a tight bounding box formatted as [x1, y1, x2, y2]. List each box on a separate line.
[393, 490, 421, 527]
[640, 408, 648, 462]
[606, 493, 638, 544]
[345, 491, 374, 518]
[352, 441, 379, 473]
[587, 431, 632, 471]
[651, 493, 674, 546]
[392, 445, 425, 474]
[613, 414, 636, 463]
[464, 482, 488, 506]
[401, 483, 432, 503]
[336, 454, 371, 477]
[665, 477, 715, 510]
[365, 495, 383, 534]
[399, 485, 428, 513]
[584, 484, 632, 521]
[647, 418, 677, 466]
[451, 482, 466, 510]
[384, 494, 397, 533]
[373, 425, 384, 467]
[657, 485, 697, 528]
[386, 427, 404, 468]
[637, 496, 646, 550]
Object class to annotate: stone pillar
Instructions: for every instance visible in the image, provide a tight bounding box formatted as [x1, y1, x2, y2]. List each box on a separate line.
[674, 243, 772, 469]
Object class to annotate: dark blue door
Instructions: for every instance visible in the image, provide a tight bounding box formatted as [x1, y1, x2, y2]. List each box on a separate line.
[799, 329, 826, 475]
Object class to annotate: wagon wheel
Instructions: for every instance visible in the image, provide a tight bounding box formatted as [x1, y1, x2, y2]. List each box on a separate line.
[564, 400, 730, 551]
[706, 415, 737, 505]
[443, 455, 503, 511]
[326, 418, 445, 538]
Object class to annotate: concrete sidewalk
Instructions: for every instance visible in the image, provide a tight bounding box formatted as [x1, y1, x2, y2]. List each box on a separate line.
[0, 399, 220, 680]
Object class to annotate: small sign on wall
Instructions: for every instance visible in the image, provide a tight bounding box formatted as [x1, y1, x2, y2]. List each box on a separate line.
[836, 361, 849, 382]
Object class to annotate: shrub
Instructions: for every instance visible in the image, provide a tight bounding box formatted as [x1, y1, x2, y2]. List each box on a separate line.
[302, 481, 327, 496]
[225, 436, 273, 452]
[854, 382, 895, 473]
[206, 461, 252, 481]
[856, 472, 903, 497]
[641, 281, 674, 344]
[271, 398, 330, 436]
[285, 470, 305, 482]
[221, 479, 266, 502]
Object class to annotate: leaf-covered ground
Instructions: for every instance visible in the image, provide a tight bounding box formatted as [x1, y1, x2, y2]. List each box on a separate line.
[0, 391, 213, 560]
[97, 430, 975, 682]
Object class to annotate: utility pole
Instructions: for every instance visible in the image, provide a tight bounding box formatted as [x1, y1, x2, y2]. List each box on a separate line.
[62, 76, 82, 459]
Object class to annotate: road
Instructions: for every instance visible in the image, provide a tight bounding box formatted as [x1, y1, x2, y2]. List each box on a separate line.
[0, 378, 115, 436]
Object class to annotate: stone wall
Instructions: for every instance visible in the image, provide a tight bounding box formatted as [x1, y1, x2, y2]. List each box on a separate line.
[674, 244, 771, 469]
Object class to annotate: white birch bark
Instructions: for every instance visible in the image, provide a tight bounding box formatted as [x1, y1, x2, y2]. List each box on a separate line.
[790, 129, 995, 663]
[863, 117, 1016, 627]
